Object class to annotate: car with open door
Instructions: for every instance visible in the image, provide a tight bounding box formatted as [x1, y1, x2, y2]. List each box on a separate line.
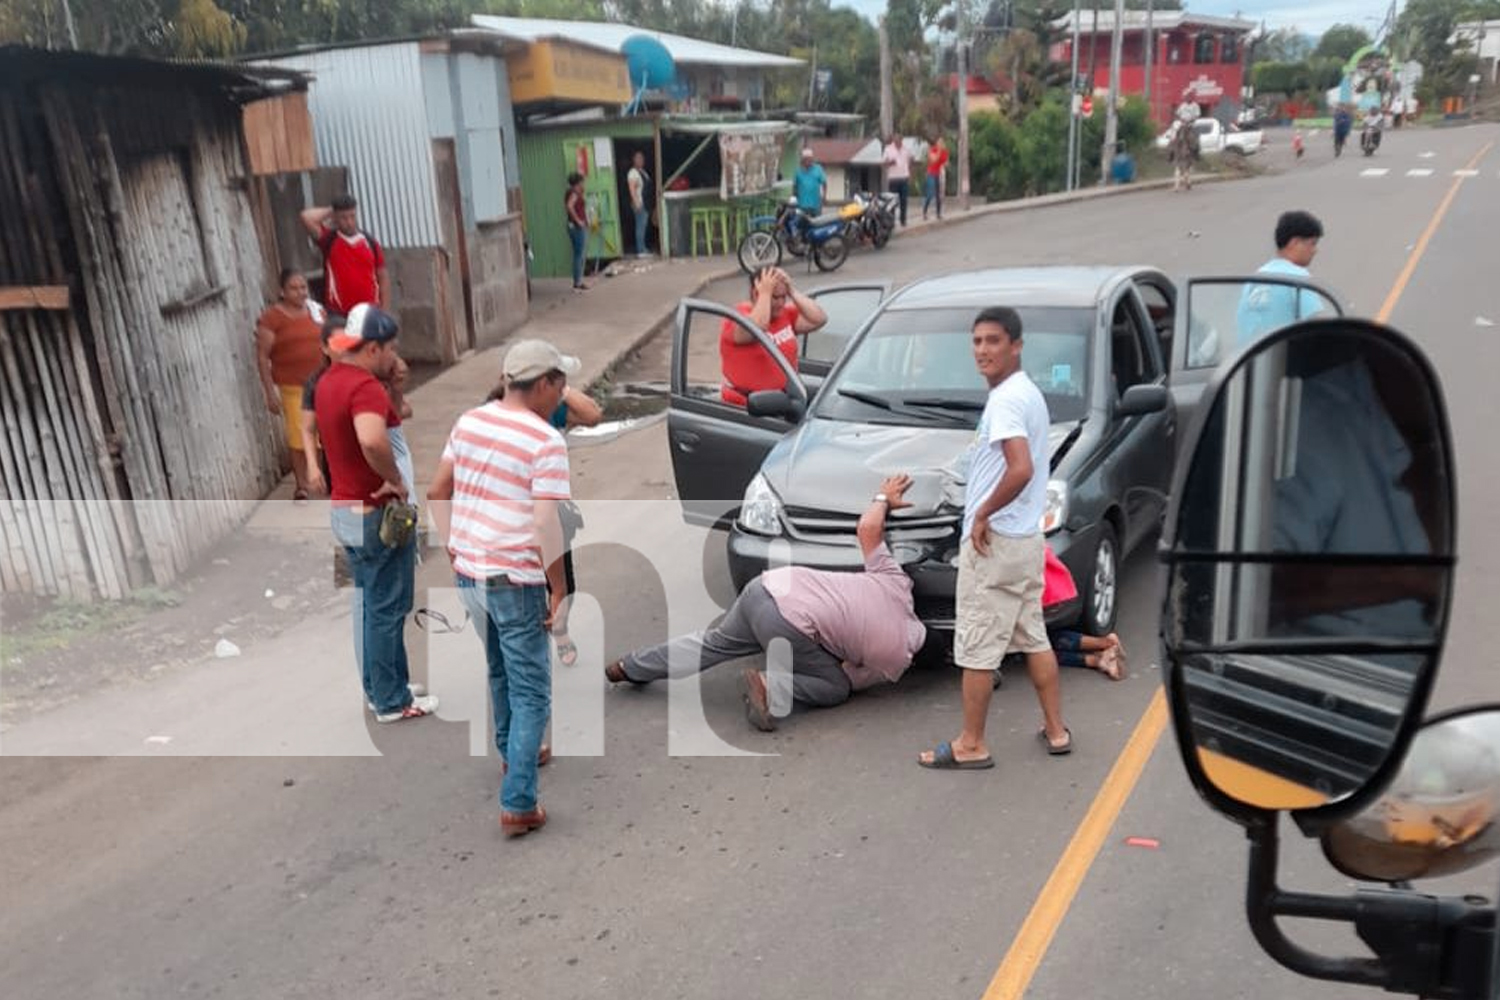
[1159, 317, 1497, 998]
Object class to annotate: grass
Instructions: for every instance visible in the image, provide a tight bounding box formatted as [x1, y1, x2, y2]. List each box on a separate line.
[0, 587, 182, 665]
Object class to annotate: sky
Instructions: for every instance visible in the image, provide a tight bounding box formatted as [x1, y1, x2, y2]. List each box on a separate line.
[834, 0, 1391, 38]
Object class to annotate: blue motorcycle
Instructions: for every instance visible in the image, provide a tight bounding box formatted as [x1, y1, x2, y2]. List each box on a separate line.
[736, 199, 848, 274]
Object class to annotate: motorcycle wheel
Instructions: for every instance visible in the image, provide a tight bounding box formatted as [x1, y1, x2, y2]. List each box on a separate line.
[813, 235, 848, 272]
[737, 230, 782, 274]
[872, 217, 893, 249]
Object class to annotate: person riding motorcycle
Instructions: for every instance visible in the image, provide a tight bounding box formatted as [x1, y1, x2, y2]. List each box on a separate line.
[1361, 108, 1384, 155]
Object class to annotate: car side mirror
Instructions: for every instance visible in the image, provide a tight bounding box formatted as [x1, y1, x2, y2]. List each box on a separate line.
[746, 390, 804, 422]
[1115, 383, 1168, 418]
[1162, 318, 1455, 821]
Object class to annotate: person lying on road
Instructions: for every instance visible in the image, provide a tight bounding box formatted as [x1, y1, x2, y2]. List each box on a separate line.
[605, 474, 927, 730]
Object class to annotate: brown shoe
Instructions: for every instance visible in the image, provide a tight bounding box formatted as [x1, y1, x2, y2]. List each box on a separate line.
[605, 659, 643, 686]
[500, 805, 548, 837]
[741, 668, 777, 732]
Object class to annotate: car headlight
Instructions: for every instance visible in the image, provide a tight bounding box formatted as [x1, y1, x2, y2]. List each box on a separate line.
[737, 474, 784, 536]
[1040, 480, 1068, 535]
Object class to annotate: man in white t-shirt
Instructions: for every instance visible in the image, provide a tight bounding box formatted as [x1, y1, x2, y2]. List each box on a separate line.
[920, 306, 1071, 769]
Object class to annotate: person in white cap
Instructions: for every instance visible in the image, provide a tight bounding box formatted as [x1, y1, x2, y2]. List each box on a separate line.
[794, 147, 828, 215]
[427, 338, 581, 837]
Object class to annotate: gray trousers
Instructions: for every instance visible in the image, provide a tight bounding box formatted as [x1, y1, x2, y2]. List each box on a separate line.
[622, 580, 853, 708]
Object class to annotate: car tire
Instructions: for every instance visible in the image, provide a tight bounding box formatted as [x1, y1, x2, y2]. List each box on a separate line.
[1081, 522, 1120, 636]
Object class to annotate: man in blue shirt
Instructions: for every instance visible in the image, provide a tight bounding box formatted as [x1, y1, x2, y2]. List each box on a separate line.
[1236, 210, 1327, 350]
[794, 147, 828, 215]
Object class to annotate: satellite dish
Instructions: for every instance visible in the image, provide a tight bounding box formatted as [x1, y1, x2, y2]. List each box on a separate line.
[621, 34, 675, 115]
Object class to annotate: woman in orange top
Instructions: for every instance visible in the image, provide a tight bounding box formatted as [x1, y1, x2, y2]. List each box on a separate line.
[256, 268, 327, 503]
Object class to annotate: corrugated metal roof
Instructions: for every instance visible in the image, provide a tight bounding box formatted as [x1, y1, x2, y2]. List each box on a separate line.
[1053, 11, 1256, 33]
[254, 43, 442, 248]
[807, 138, 880, 165]
[471, 15, 804, 68]
[0, 45, 306, 102]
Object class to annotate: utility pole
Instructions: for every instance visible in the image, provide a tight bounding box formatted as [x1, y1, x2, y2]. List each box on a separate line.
[958, 29, 971, 211]
[878, 17, 894, 140]
[1066, 0, 1082, 192]
[1101, 0, 1124, 185]
[1144, 0, 1155, 121]
[808, 43, 817, 108]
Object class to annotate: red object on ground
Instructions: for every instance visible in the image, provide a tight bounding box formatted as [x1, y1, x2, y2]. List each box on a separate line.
[1124, 836, 1161, 849]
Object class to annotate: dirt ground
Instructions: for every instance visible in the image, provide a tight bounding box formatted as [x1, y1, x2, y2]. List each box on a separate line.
[0, 530, 341, 726]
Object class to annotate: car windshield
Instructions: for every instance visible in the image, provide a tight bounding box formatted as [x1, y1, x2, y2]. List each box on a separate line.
[816, 306, 1092, 425]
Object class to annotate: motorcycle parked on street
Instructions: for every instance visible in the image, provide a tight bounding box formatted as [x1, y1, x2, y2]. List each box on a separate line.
[839, 190, 897, 251]
[737, 198, 849, 274]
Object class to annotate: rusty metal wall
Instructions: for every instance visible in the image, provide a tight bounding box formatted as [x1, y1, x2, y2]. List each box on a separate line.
[255, 43, 443, 249]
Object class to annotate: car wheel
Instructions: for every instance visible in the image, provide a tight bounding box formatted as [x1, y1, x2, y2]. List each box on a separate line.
[1082, 523, 1119, 636]
[737, 230, 781, 273]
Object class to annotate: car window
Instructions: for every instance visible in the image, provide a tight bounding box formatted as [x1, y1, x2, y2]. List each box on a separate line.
[1195, 121, 1214, 136]
[803, 286, 885, 367]
[1109, 295, 1160, 398]
[820, 306, 1093, 424]
[1135, 281, 1173, 366]
[1185, 280, 1341, 370]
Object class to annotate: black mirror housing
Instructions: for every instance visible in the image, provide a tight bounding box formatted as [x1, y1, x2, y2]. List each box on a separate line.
[1116, 383, 1169, 417]
[746, 390, 804, 422]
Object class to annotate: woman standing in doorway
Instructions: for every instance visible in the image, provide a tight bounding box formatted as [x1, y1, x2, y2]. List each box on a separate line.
[256, 268, 327, 503]
[565, 172, 590, 291]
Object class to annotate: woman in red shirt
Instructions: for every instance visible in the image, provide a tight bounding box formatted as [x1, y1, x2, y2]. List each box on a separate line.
[923, 136, 949, 221]
[565, 172, 589, 291]
[719, 266, 829, 406]
[255, 268, 327, 502]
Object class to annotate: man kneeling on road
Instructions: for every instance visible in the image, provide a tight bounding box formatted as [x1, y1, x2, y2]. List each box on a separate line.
[605, 475, 927, 730]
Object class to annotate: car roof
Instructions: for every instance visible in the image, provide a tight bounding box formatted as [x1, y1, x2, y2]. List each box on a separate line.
[880, 266, 1145, 312]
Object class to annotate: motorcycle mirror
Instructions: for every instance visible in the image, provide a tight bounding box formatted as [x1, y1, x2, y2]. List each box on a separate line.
[1160, 319, 1456, 825]
[1322, 706, 1500, 883]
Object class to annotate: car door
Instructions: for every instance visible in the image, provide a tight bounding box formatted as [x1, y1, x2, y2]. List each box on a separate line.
[1168, 274, 1344, 435]
[1099, 286, 1174, 548]
[798, 282, 891, 391]
[669, 298, 808, 527]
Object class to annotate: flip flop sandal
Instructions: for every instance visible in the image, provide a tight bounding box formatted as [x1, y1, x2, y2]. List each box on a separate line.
[918, 740, 995, 770]
[1038, 727, 1074, 756]
[292, 488, 310, 505]
[741, 668, 777, 732]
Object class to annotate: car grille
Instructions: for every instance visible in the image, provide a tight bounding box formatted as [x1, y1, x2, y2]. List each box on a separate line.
[916, 597, 956, 629]
[781, 506, 961, 544]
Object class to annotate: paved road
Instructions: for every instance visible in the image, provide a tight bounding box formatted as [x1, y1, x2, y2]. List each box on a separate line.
[3, 125, 1497, 1000]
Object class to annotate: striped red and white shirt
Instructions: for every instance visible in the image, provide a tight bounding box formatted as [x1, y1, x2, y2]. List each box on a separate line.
[442, 402, 571, 585]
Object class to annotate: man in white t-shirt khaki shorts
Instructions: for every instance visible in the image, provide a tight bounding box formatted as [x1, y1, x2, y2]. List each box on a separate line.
[919, 306, 1070, 770]
[428, 339, 578, 837]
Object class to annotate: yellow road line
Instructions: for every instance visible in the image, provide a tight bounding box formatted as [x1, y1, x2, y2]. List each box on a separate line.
[1376, 140, 1494, 323]
[980, 136, 1495, 1000]
[981, 688, 1167, 1000]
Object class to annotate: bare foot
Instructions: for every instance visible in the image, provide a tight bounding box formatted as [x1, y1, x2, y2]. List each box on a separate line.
[1106, 634, 1128, 677]
[1098, 646, 1123, 680]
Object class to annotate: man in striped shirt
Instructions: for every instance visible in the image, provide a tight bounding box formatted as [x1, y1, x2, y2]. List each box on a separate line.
[428, 339, 578, 838]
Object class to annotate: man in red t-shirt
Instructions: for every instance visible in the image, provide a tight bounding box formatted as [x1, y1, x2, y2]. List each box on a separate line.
[316, 304, 436, 723]
[301, 194, 388, 314]
[720, 266, 829, 406]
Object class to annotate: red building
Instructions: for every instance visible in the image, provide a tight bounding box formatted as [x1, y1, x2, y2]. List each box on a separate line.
[1051, 11, 1258, 124]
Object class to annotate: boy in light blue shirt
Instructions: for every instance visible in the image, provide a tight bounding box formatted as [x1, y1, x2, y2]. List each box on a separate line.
[1236, 210, 1327, 349]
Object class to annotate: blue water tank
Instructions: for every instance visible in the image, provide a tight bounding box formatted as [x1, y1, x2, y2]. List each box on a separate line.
[621, 35, 676, 90]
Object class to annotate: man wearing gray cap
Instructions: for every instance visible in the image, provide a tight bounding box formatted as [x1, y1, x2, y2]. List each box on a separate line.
[428, 339, 580, 837]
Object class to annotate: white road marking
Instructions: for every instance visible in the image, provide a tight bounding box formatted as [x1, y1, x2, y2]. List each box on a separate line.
[1360, 168, 1389, 177]
[1407, 168, 1434, 177]
[1419, 151, 1437, 158]
[1454, 169, 1479, 177]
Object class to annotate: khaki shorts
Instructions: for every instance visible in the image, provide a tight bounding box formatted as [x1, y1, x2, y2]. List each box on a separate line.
[954, 532, 1049, 669]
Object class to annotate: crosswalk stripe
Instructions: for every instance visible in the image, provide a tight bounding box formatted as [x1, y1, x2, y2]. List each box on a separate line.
[1455, 169, 1479, 177]
[1360, 168, 1389, 177]
[1407, 168, 1434, 177]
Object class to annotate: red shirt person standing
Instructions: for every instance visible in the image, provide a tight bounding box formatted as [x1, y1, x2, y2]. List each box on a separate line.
[301, 194, 388, 314]
[719, 266, 829, 407]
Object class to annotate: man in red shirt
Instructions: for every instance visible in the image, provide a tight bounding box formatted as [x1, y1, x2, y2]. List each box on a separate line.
[316, 304, 436, 723]
[720, 266, 828, 406]
[301, 194, 388, 314]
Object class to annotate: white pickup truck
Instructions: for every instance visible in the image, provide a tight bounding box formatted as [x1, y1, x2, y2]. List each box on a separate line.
[1155, 117, 1264, 156]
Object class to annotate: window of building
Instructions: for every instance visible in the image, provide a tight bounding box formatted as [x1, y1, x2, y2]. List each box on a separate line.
[1194, 34, 1217, 64]
[1221, 35, 1240, 63]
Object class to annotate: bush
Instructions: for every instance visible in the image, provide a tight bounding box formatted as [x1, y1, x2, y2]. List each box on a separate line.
[971, 94, 1155, 200]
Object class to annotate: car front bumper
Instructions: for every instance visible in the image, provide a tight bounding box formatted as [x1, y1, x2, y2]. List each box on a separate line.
[726, 520, 1101, 632]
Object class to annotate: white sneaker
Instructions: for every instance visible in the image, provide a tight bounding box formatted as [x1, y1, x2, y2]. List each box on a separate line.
[374, 692, 438, 722]
[366, 682, 427, 712]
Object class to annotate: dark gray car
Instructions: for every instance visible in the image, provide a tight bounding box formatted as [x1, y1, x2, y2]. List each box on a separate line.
[667, 266, 1342, 636]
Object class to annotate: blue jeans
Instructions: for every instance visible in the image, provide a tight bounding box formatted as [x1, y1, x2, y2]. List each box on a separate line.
[633, 206, 650, 255]
[331, 506, 415, 714]
[567, 223, 586, 286]
[923, 173, 942, 217]
[457, 575, 552, 813]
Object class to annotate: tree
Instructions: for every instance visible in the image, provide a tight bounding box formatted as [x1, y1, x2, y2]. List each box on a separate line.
[1253, 27, 1314, 65]
[1313, 23, 1371, 63]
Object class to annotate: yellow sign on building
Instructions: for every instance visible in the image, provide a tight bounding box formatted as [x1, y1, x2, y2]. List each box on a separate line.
[509, 40, 632, 107]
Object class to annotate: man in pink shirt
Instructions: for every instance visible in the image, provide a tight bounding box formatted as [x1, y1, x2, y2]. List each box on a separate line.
[605, 475, 927, 730]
